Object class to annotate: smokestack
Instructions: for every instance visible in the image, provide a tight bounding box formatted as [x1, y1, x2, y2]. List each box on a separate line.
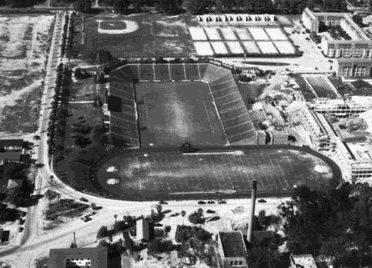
[247, 180, 257, 243]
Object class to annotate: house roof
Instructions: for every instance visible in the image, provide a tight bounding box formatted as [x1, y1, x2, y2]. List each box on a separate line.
[0, 139, 23, 147]
[0, 152, 21, 162]
[291, 254, 318, 268]
[351, 79, 372, 89]
[48, 248, 108, 268]
[219, 231, 247, 258]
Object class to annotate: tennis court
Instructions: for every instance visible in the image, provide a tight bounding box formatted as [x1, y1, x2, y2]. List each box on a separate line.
[135, 81, 228, 147]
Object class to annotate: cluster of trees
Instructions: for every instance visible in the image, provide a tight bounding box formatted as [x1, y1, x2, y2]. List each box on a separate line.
[61, 14, 70, 58]
[310, 31, 322, 44]
[188, 208, 205, 224]
[280, 181, 372, 267]
[48, 64, 72, 155]
[74, 68, 91, 79]
[175, 225, 212, 253]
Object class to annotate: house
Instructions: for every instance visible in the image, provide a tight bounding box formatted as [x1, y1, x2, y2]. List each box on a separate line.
[290, 254, 318, 268]
[216, 231, 248, 268]
[0, 228, 10, 244]
[136, 218, 151, 241]
[48, 248, 108, 268]
[0, 139, 23, 151]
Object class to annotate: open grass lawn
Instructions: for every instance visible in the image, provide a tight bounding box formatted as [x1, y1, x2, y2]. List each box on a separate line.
[136, 82, 227, 147]
[293, 75, 317, 102]
[70, 77, 105, 102]
[328, 76, 353, 96]
[306, 76, 338, 99]
[92, 146, 337, 201]
[54, 103, 106, 191]
[84, 14, 196, 58]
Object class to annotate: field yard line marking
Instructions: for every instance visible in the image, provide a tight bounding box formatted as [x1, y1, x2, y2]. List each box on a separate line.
[137, 63, 141, 80]
[197, 64, 201, 80]
[258, 153, 276, 191]
[220, 155, 232, 190]
[251, 153, 270, 190]
[215, 90, 239, 100]
[273, 158, 286, 189]
[178, 155, 191, 192]
[168, 63, 172, 81]
[224, 113, 246, 122]
[183, 63, 187, 80]
[236, 154, 250, 189]
[225, 154, 238, 189]
[153, 64, 156, 81]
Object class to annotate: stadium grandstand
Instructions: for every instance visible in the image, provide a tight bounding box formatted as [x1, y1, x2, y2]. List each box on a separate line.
[108, 62, 257, 147]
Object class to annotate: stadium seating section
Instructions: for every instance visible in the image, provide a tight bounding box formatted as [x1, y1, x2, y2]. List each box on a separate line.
[109, 63, 257, 146]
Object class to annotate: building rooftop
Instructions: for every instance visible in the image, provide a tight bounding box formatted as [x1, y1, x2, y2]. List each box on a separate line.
[0, 152, 21, 162]
[219, 231, 247, 258]
[48, 248, 108, 268]
[347, 142, 372, 163]
[291, 254, 318, 268]
[0, 139, 23, 148]
[336, 58, 372, 63]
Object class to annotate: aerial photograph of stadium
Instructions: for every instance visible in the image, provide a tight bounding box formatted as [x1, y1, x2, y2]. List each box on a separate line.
[0, 0, 372, 267]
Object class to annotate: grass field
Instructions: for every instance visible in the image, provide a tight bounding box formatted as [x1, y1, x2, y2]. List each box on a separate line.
[54, 103, 104, 190]
[84, 14, 196, 58]
[293, 75, 317, 102]
[70, 77, 105, 102]
[306, 76, 338, 99]
[93, 146, 336, 201]
[0, 15, 54, 133]
[136, 82, 227, 147]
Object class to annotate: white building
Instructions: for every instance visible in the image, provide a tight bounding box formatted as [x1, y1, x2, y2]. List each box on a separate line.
[136, 219, 150, 241]
[310, 97, 372, 116]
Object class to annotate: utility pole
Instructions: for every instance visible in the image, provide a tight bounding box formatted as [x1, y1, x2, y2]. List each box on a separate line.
[73, 231, 76, 245]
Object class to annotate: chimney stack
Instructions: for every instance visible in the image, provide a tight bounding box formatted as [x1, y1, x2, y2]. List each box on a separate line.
[247, 180, 257, 243]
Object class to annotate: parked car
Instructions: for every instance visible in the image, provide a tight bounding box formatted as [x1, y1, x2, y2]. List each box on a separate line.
[198, 200, 206, 204]
[207, 201, 215, 204]
[84, 217, 92, 222]
[159, 200, 168, 205]
[328, 59, 333, 63]
[80, 197, 88, 202]
[258, 199, 267, 203]
[206, 210, 215, 214]
[218, 200, 227, 204]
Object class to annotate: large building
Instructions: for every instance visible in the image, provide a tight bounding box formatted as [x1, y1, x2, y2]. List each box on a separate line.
[217, 231, 248, 268]
[309, 97, 372, 116]
[302, 7, 372, 78]
[48, 248, 108, 268]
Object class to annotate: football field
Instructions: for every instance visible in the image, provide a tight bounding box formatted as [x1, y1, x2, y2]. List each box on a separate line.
[136, 82, 227, 147]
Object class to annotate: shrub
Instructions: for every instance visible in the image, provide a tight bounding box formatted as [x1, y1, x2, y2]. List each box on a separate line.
[113, 220, 128, 233]
[97, 226, 109, 239]
[188, 209, 205, 225]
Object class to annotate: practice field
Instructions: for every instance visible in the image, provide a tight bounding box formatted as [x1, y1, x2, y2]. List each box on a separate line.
[136, 82, 227, 147]
[85, 14, 196, 58]
[305, 76, 339, 99]
[91, 146, 340, 201]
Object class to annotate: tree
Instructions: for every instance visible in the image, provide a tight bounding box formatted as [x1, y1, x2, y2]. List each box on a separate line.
[74, 0, 91, 12]
[188, 210, 205, 225]
[124, 236, 134, 251]
[184, 0, 206, 14]
[181, 210, 186, 225]
[97, 226, 109, 239]
[147, 238, 173, 255]
[157, 0, 182, 14]
[70, 242, 78, 248]
[352, 14, 363, 27]
[113, 0, 130, 13]
[165, 225, 171, 236]
[113, 220, 128, 233]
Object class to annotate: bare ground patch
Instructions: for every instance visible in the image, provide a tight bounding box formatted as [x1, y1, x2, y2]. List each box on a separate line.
[0, 15, 55, 134]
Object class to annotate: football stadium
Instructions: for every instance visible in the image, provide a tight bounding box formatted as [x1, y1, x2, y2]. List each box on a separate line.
[87, 61, 342, 201]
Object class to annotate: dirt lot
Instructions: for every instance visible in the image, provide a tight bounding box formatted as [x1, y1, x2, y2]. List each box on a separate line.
[0, 15, 55, 134]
